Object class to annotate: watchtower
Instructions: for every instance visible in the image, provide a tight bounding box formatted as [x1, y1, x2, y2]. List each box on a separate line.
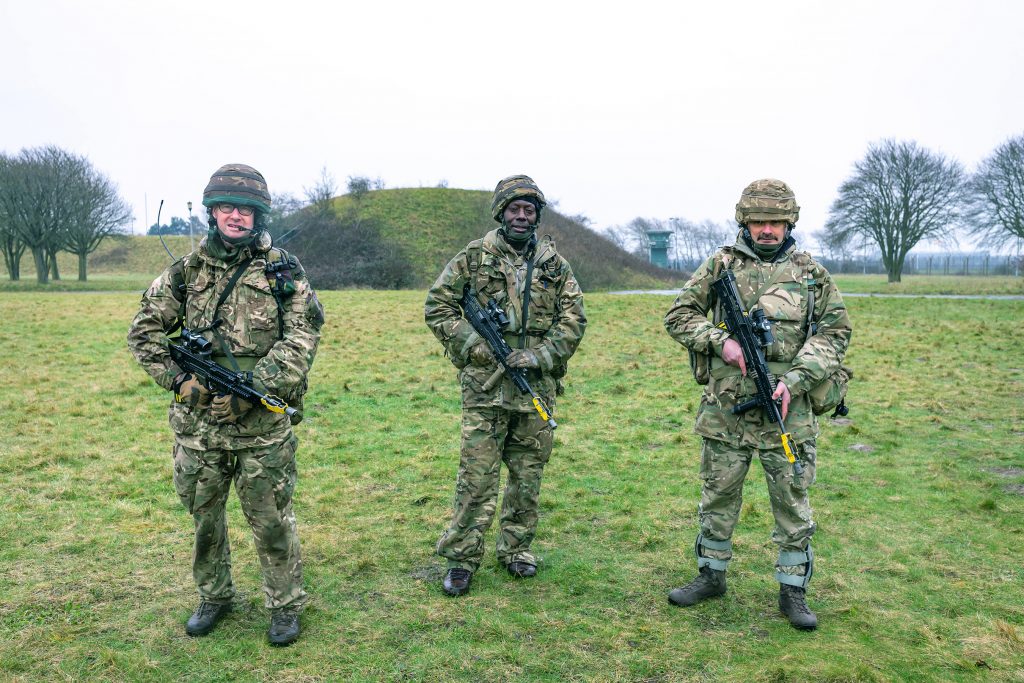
[647, 230, 673, 268]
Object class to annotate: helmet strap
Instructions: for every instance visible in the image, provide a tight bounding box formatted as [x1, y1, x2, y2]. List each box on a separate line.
[499, 222, 538, 251]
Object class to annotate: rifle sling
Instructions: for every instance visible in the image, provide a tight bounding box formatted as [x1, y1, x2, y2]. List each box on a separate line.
[518, 235, 537, 349]
[209, 256, 254, 374]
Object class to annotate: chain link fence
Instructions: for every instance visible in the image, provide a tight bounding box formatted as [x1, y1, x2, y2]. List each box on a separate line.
[661, 253, 1023, 277]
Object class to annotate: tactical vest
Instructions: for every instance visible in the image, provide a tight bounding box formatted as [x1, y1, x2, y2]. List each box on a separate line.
[689, 247, 851, 416]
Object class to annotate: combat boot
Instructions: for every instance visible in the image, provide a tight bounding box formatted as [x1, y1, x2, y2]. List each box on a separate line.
[268, 609, 301, 646]
[185, 600, 231, 637]
[667, 566, 727, 607]
[443, 568, 472, 596]
[506, 561, 537, 578]
[779, 584, 818, 630]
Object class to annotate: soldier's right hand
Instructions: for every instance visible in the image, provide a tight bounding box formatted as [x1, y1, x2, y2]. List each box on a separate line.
[172, 373, 212, 408]
[469, 342, 495, 367]
[721, 338, 747, 376]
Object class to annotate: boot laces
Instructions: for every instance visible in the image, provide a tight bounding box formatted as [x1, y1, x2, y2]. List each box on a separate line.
[197, 600, 223, 618]
[271, 610, 298, 629]
[784, 586, 812, 614]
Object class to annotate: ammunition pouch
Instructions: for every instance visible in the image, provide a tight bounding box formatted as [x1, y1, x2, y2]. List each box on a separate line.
[807, 364, 853, 416]
[689, 349, 710, 385]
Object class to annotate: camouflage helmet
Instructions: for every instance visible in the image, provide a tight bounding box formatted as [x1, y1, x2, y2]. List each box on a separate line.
[202, 163, 272, 214]
[735, 178, 799, 226]
[491, 174, 546, 223]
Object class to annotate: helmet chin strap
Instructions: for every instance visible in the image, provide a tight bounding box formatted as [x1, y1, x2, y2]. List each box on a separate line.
[742, 223, 795, 261]
[499, 221, 538, 246]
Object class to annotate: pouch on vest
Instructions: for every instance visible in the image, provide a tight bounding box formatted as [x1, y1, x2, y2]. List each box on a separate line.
[689, 348, 711, 385]
[807, 363, 852, 416]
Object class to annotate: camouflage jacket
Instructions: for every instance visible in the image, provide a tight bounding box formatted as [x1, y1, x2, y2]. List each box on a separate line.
[127, 231, 324, 450]
[664, 234, 851, 448]
[425, 229, 587, 411]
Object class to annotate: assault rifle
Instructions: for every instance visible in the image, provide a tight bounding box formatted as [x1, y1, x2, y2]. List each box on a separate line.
[711, 270, 802, 475]
[169, 327, 298, 420]
[459, 284, 557, 429]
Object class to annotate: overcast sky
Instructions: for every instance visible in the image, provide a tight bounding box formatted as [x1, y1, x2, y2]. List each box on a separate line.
[2, 1, 1021, 253]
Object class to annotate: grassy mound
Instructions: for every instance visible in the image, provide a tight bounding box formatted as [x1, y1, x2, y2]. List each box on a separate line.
[287, 188, 681, 291]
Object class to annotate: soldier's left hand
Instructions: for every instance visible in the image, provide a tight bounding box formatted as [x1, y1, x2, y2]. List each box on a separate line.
[772, 381, 791, 421]
[505, 349, 540, 369]
[210, 394, 254, 424]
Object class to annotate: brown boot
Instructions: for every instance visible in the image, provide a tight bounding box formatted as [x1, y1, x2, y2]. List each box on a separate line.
[779, 584, 818, 630]
[668, 566, 726, 607]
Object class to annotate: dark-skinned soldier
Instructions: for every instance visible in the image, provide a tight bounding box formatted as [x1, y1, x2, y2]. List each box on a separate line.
[425, 175, 586, 596]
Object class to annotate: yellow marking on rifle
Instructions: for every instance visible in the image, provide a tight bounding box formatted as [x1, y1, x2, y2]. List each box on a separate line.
[261, 398, 287, 414]
[532, 398, 551, 422]
[780, 432, 795, 463]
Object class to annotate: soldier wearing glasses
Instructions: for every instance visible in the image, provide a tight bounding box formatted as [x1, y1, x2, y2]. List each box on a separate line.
[128, 164, 324, 646]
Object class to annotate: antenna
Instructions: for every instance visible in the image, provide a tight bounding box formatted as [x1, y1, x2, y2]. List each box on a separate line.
[156, 199, 176, 261]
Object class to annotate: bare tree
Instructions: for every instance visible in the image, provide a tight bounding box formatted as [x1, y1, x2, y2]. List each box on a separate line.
[304, 166, 337, 217]
[0, 147, 71, 284]
[63, 158, 132, 280]
[826, 139, 965, 283]
[0, 147, 130, 283]
[265, 191, 306, 243]
[602, 225, 633, 252]
[623, 217, 665, 257]
[964, 133, 1024, 250]
[672, 218, 732, 263]
[0, 153, 28, 280]
[812, 225, 858, 262]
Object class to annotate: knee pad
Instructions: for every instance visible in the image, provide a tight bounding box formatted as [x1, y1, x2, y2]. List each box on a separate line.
[776, 544, 814, 588]
[694, 533, 731, 571]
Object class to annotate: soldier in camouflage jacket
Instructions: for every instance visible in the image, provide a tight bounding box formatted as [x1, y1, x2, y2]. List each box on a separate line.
[127, 164, 324, 646]
[664, 179, 852, 630]
[425, 175, 586, 596]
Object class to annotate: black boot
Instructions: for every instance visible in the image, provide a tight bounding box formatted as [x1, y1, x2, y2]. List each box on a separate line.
[443, 568, 473, 596]
[506, 561, 537, 578]
[185, 600, 231, 637]
[779, 584, 818, 630]
[268, 609, 301, 646]
[668, 566, 727, 607]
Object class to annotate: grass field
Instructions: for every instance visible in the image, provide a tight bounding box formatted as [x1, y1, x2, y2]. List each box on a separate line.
[1, 286, 1022, 682]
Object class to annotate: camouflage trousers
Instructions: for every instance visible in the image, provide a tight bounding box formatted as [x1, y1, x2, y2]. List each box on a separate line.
[696, 437, 817, 578]
[437, 407, 554, 572]
[171, 434, 307, 612]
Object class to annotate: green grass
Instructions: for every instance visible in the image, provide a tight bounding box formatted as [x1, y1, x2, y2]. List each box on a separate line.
[1, 285, 1022, 682]
[834, 274, 1024, 296]
[0, 235, 190, 292]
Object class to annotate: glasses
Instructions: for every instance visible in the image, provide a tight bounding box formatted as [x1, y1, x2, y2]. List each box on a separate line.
[214, 203, 255, 217]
